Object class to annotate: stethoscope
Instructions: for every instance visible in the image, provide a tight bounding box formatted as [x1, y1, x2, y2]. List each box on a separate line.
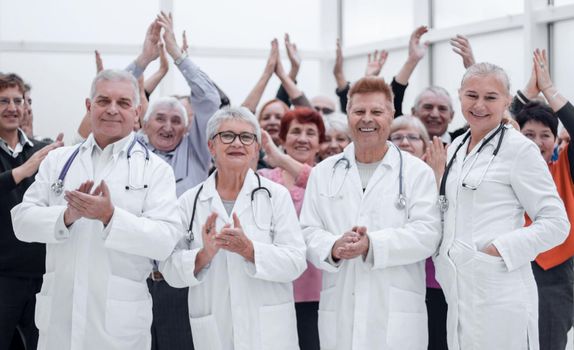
[50, 137, 150, 195]
[438, 123, 506, 213]
[326, 143, 407, 210]
[186, 172, 273, 242]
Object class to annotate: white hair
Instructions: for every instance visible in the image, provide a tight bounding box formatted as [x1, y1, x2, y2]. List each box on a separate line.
[391, 115, 430, 144]
[461, 62, 511, 93]
[413, 86, 453, 113]
[144, 96, 188, 127]
[206, 106, 261, 143]
[323, 112, 350, 136]
[90, 69, 140, 106]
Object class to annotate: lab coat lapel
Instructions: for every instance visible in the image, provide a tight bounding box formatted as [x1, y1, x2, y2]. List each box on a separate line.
[343, 144, 366, 196]
[232, 169, 258, 220]
[198, 172, 229, 224]
[78, 136, 95, 179]
[362, 142, 397, 197]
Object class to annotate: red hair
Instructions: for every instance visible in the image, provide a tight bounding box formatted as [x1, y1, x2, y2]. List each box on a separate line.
[279, 107, 326, 143]
[347, 76, 394, 110]
[258, 99, 289, 120]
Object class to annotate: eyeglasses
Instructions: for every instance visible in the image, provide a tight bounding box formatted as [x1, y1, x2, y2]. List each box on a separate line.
[0, 97, 24, 107]
[213, 131, 257, 145]
[314, 106, 334, 115]
[390, 134, 422, 143]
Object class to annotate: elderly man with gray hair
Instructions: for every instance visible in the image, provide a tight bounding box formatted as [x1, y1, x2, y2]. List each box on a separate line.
[10, 69, 182, 350]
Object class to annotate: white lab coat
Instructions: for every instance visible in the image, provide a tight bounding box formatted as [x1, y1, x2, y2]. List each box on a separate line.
[159, 169, 307, 350]
[10, 133, 182, 350]
[434, 125, 569, 350]
[300, 143, 441, 350]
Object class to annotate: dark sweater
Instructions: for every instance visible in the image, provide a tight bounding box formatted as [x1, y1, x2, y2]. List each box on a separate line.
[0, 138, 48, 278]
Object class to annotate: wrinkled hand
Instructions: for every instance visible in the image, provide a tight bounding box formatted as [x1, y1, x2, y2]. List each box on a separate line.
[261, 130, 284, 168]
[450, 34, 475, 69]
[13, 133, 63, 183]
[274, 49, 288, 80]
[158, 40, 169, 73]
[215, 213, 255, 262]
[63, 180, 94, 226]
[332, 226, 370, 261]
[481, 244, 501, 257]
[523, 55, 540, 99]
[285, 33, 301, 71]
[200, 212, 221, 260]
[264, 39, 279, 76]
[408, 26, 429, 62]
[534, 48, 553, 92]
[157, 12, 183, 60]
[64, 180, 114, 226]
[423, 136, 447, 183]
[136, 20, 162, 67]
[365, 50, 388, 77]
[181, 30, 189, 53]
[95, 50, 104, 73]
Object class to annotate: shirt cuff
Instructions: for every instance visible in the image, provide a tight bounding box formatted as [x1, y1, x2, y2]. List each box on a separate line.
[54, 211, 72, 241]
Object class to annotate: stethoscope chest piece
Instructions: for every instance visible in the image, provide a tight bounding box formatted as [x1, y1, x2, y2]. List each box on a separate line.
[51, 179, 64, 196]
[395, 193, 407, 210]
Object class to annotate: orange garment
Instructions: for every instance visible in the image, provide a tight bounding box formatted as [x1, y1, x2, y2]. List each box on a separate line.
[526, 146, 574, 270]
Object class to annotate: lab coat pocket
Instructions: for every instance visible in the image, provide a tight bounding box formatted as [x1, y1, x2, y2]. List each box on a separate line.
[105, 275, 152, 338]
[389, 287, 425, 313]
[189, 314, 223, 350]
[318, 310, 337, 349]
[34, 294, 52, 331]
[259, 302, 299, 350]
[386, 312, 427, 349]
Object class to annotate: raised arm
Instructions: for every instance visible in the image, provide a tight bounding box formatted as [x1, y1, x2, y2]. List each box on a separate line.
[259, 130, 307, 180]
[276, 33, 303, 107]
[450, 34, 476, 69]
[126, 20, 162, 78]
[143, 41, 169, 96]
[242, 39, 279, 113]
[274, 49, 312, 108]
[333, 39, 350, 112]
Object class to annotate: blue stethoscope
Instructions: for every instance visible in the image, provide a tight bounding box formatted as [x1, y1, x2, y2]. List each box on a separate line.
[186, 172, 273, 242]
[50, 137, 150, 195]
[438, 123, 506, 213]
[326, 143, 407, 210]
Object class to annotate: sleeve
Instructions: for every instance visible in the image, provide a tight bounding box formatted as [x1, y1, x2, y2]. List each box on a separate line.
[244, 187, 307, 282]
[276, 84, 292, 108]
[555, 102, 574, 178]
[177, 58, 220, 172]
[159, 191, 207, 288]
[335, 82, 350, 113]
[300, 166, 342, 273]
[0, 169, 17, 193]
[125, 61, 145, 79]
[493, 141, 570, 271]
[10, 150, 70, 244]
[391, 78, 407, 118]
[291, 93, 313, 108]
[103, 161, 183, 261]
[294, 164, 312, 188]
[366, 164, 441, 269]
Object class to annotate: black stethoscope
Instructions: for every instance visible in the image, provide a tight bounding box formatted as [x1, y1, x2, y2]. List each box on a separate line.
[186, 172, 273, 242]
[50, 137, 150, 195]
[438, 123, 506, 213]
[326, 143, 407, 210]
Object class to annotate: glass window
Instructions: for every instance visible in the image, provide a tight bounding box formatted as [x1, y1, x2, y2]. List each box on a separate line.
[433, 0, 523, 28]
[173, 0, 322, 50]
[343, 0, 414, 46]
[553, 20, 574, 101]
[431, 29, 524, 130]
[0, 0, 157, 44]
[554, 0, 574, 6]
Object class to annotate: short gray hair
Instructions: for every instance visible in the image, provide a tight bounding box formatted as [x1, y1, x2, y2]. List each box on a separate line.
[143, 96, 188, 127]
[461, 62, 511, 93]
[206, 106, 261, 143]
[323, 112, 350, 136]
[90, 69, 140, 106]
[413, 86, 453, 113]
[391, 115, 430, 145]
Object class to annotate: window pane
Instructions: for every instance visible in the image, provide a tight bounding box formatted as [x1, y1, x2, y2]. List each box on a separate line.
[554, 0, 574, 6]
[432, 29, 524, 130]
[343, 0, 414, 46]
[553, 20, 574, 101]
[173, 0, 322, 50]
[0, 0, 157, 44]
[433, 0, 523, 28]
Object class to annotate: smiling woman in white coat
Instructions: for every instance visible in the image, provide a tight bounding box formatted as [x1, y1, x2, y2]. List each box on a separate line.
[434, 63, 569, 350]
[300, 77, 441, 350]
[160, 106, 307, 350]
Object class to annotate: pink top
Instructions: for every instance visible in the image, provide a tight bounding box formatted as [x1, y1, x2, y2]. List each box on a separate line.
[258, 165, 322, 302]
[426, 258, 441, 289]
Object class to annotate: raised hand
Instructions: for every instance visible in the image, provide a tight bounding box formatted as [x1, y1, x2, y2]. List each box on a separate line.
[135, 20, 162, 68]
[156, 12, 183, 60]
[265, 39, 279, 76]
[95, 50, 104, 73]
[424, 136, 447, 187]
[365, 50, 389, 77]
[215, 213, 255, 262]
[181, 30, 189, 53]
[533, 48, 552, 92]
[408, 26, 430, 62]
[450, 34, 475, 69]
[333, 38, 347, 89]
[261, 130, 284, 168]
[285, 33, 301, 79]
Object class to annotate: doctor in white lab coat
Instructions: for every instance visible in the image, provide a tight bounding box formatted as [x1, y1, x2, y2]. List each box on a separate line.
[434, 63, 569, 350]
[10, 70, 181, 350]
[300, 76, 441, 350]
[160, 106, 307, 350]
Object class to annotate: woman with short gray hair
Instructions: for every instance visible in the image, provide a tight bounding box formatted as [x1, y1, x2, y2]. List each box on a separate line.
[160, 106, 306, 350]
